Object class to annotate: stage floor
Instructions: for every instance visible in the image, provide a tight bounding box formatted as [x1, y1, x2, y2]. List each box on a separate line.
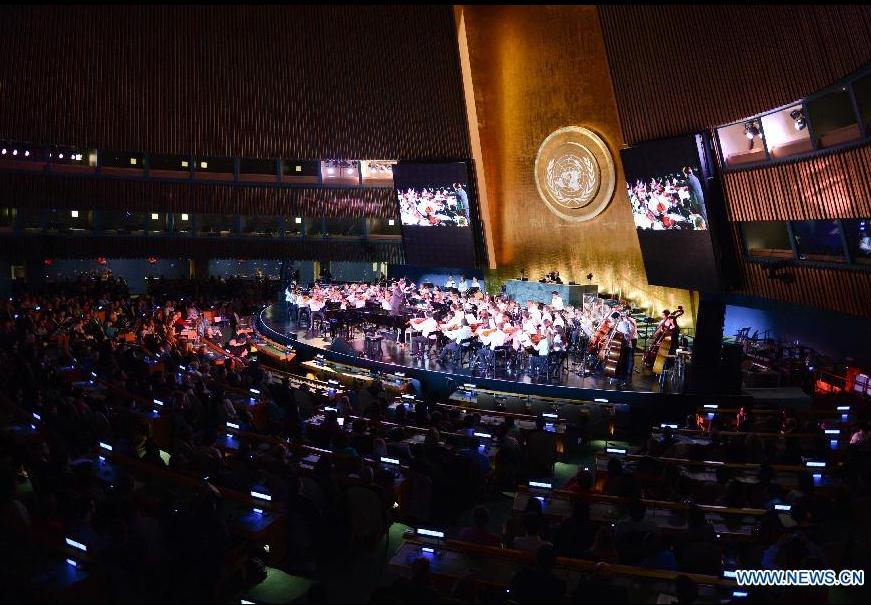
[262, 306, 662, 394]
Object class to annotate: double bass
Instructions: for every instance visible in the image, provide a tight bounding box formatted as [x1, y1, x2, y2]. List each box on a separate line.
[588, 311, 618, 354]
[600, 328, 625, 378]
[643, 306, 684, 371]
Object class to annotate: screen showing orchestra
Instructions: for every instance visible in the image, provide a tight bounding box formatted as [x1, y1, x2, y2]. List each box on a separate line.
[393, 162, 478, 268]
[626, 166, 709, 231]
[621, 134, 722, 292]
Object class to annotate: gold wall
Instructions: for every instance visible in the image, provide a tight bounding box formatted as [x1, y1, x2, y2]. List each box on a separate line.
[457, 5, 695, 323]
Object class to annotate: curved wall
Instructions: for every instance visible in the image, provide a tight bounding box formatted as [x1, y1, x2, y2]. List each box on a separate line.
[599, 5, 871, 145]
[0, 5, 471, 160]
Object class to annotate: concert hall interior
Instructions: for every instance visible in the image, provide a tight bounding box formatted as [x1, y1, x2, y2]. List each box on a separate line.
[2, 4, 871, 605]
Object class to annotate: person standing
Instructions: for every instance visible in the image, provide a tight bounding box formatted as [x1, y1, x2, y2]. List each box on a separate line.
[682, 166, 708, 224]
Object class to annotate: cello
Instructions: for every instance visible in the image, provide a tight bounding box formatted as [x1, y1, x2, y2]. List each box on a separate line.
[644, 306, 684, 371]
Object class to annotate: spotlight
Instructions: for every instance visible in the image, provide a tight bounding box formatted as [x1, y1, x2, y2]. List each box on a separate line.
[1, 148, 5, 154]
[790, 108, 806, 131]
[12, 149, 17, 156]
[24, 150, 30, 157]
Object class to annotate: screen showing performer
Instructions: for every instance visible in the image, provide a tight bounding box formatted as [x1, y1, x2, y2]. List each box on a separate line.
[398, 186, 470, 227]
[627, 166, 708, 231]
[393, 162, 477, 267]
[620, 134, 722, 292]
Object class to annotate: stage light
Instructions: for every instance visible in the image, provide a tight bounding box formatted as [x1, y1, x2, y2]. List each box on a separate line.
[12, 149, 17, 156]
[24, 150, 30, 157]
[327, 167, 335, 175]
[345, 168, 355, 176]
[59, 153, 64, 159]
[181, 160, 189, 168]
[200, 161, 208, 169]
[295, 164, 302, 172]
[1, 148, 5, 154]
[151, 213, 159, 220]
[70, 210, 79, 218]
[129, 157, 137, 165]
[790, 108, 807, 131]
[388, 219, 395, 226]
[295, 217, 302, 224]
[181, 213, 189, 221]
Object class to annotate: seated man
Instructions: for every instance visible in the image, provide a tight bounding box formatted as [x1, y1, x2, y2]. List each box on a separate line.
[528, 333, 550, 377]
[410, 313, 439, 359]
[438, 319, 472, 365]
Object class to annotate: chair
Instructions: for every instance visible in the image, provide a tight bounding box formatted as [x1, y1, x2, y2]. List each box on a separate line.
[345, 485, 389, 551]
[364, 334, 383, 359]
[547, 351, 567, 383]
[526, 429, 558, 476]
[528, 354, 548, 382]
[298, 308, 311, 329]
[493, 346, 510, 378]
[398, 471, 433, 524]
[458, 338, 476, 367]
[528, 398, 553, 417]
[475, 392, 497, 411]
[504, 396, 528, 414]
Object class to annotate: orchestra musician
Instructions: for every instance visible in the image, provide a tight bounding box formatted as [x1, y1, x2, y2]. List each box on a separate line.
[410, 312, 439, 360]
[286, 278, 685, 385]
[438, 318, 473, 365]
[614, 309, 638, 381]
[457, 276, 469, 294]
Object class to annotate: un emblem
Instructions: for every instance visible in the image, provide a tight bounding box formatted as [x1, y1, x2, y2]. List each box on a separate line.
[534, 126, 615, 222]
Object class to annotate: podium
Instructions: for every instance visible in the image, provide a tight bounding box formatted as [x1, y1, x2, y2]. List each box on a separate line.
[504, 280, 597, 306]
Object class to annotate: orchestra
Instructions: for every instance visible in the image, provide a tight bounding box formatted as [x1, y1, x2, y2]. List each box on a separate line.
[282, 278, 671, 383]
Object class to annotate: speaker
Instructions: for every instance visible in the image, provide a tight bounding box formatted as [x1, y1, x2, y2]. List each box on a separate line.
[327, 337, 355, 356]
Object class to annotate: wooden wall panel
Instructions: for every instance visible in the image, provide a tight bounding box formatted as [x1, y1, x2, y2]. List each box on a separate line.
[0, 5, 470, 160]
[598, 5, 871, 144]
[722, 144, 871, 221]
[736, 260, 871, 318]
[0, 234, 405, 264]
[0, 173, 399, 219]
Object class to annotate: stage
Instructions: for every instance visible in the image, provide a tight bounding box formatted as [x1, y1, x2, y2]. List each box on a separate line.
[257, 304, 674, 396]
